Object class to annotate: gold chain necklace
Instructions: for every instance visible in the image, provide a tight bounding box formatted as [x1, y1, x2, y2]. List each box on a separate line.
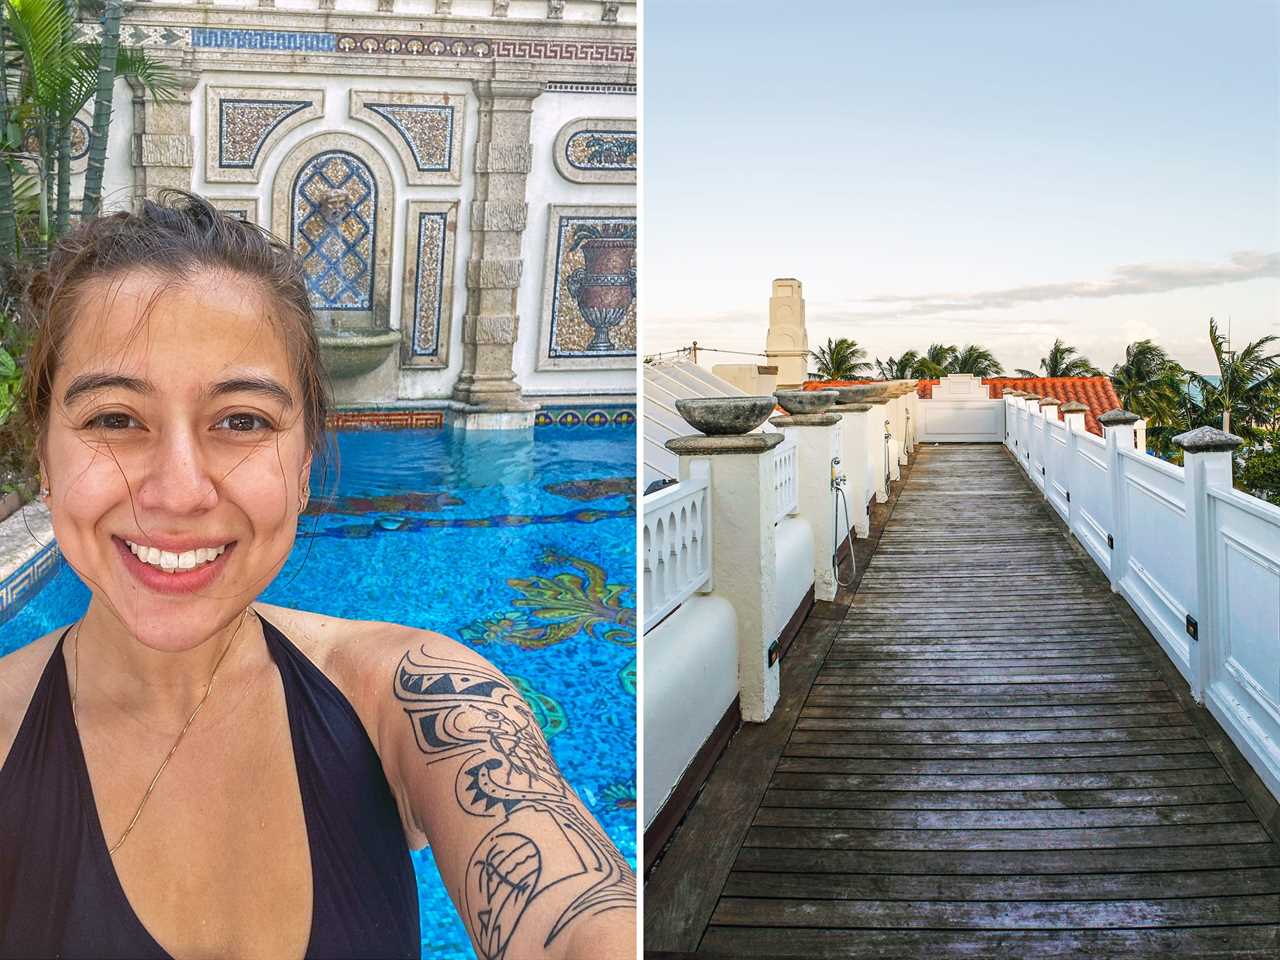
[71, 607, 253, 856]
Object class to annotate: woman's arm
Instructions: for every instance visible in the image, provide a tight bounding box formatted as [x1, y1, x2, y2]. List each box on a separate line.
[375, 633, 636, 960]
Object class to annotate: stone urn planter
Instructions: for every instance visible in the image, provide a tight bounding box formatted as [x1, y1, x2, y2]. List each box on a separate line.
[675, 396, 777, 435]
[567, 236, 636, 352]
[775, 389, 838, 415]
[833, 383, 894, 403]
[314, 309, 399, 380]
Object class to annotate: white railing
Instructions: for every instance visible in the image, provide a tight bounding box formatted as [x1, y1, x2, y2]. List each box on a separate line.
[1004, 398, 1280, 800]
[771, 434, 799, 523]
[642, 476, 711, 629]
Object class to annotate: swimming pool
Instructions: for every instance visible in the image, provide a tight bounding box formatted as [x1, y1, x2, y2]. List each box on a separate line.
[0, 421, 637, 958]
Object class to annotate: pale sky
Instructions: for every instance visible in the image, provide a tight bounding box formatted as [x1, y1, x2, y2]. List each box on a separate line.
[643, 0, 1280, 376]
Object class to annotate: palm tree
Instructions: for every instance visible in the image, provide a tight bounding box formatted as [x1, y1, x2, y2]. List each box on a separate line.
[1, 0, 177, 265]
[1109, 339, 1189, 455]
[1189, 318, 1280, 439]
[909, 342, 956, 378]
[875, 350, 921, 380]
[1022, 339, 1102, 378]
[951, 344, 1003, 377]
[812, 337, 871, 380]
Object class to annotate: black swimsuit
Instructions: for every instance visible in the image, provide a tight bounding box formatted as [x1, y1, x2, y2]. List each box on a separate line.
[0, 614, 420, 959]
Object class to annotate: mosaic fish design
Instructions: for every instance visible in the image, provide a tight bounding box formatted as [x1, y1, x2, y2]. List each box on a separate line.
[543, 477, 636, 503]
[303, 491, 464, 516]
[601, 783, 637, 810]
[619, 657, 636, 696]
[460, 552, 635, 650]
[509, 675, 567, 739]
[300, 504, 634, 540]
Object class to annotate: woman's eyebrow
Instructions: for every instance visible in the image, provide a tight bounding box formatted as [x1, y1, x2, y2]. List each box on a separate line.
[61, 373, 295, 409]
[63, 372, 153, 406]
[207, 375, 295, 408]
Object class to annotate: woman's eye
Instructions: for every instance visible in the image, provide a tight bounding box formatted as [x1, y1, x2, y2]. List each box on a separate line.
[85, 412, 139, 431]
[215, 413, 273, 432]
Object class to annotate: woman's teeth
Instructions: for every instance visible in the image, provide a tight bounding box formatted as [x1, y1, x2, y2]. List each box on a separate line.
[125, 540, 228, 573]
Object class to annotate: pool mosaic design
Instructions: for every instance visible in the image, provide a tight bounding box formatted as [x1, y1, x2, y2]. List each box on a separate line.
[0, 424, 636, 959]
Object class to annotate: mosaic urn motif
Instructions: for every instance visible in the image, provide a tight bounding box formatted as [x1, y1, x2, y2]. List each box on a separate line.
[566, 223, 636, 352]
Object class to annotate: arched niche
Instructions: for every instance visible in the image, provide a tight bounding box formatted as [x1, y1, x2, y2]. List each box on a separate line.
[269, 133, 396, 324]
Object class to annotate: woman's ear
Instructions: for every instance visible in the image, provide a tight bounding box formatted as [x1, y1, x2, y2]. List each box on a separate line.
[297, 454, 313, 512]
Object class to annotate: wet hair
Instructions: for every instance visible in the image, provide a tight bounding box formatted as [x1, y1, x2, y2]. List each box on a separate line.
[22, 189, 331, 463]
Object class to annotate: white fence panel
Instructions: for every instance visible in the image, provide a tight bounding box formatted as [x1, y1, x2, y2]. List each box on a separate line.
[918, 400, 1004, 442]
[643, 477, 711, 628]
[1117, 450, 1195, 680]
[1045, 420, 1070, 520]
[1028, 416, 1046, 494]
[1205, 487, 1280, 800]
[1071, 431, 1113, 576]
[771, 435, 799, 523]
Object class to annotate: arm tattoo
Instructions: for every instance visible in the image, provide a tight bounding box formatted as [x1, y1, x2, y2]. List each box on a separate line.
[395, 647, 635, 959]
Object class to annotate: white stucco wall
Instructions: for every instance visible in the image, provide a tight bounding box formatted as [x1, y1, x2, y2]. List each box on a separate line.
[516, 89, 635, 399]
[774, 514, 814, 633]
[642, 594, 739, 829]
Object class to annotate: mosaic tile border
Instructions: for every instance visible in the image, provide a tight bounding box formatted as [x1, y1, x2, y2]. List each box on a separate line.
[401, 201, 457, 368]
[205, 86, 324, 184]
[326, 410, 445, 430]
[535, 407, 636, 427]
[85, 25, 636, 67]
[292, 150, 378, 311]
[0, 541, 61, 627]
[553, 117, 635, 185]
[349, 90, 464, 186]
[544, 82, 636, 95]
[537, 204, 637, 372]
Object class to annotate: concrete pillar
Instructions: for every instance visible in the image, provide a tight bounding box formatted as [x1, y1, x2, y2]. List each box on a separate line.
[832, 403, 872, 537]
[451, 75, 543, 429]
[1038, 397, 1061, 497]
[1060, 400, 1088, 434]
[1100, 409, 1140, 593]
[127, 61, 199, 200]
[867, 397, 896, 492]
[770, 412, 843, 601]
[667, 432, 784, 722]
[1174, 425, 1244, 702]
[765, 279, 809, 387]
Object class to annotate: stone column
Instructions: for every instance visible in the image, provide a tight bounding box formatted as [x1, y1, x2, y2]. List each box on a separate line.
[770, 412, 843, 601]
[1060, 400, 1088, 433]
[832, 403, 871, 536]
[451, 75, 543, 430]
[1173, 425, 1243, 702]
[667, 433, 784, 722]
[127, 59, 198, 200]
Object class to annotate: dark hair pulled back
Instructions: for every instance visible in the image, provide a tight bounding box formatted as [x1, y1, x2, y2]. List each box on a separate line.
[22, 189, 331, 461]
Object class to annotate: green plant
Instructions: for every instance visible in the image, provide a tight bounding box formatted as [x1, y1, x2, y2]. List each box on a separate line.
[1238, 439, 1280, 506]
[1016, 339, 1102, 378]
[811, 337, 871, 380]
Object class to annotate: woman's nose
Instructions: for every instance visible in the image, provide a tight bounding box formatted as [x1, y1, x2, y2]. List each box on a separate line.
[135, 428, 219, 514]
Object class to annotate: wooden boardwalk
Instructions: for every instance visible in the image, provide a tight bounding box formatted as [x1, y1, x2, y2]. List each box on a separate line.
[647, 444, 1280, 959]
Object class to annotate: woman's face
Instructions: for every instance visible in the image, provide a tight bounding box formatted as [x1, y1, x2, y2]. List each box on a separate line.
[42, 268, 312, 652]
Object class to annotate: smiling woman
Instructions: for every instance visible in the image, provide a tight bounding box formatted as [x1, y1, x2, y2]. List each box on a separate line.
[0, 192, 636, 959]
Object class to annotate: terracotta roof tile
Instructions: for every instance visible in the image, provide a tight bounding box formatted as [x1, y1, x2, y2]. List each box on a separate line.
[806, 376, 1120, 436]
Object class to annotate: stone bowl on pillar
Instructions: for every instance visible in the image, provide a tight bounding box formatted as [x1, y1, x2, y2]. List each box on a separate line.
[674, 397, 778, 435]
[832, 383, 894, 403]
[313, 309, 400, 380]
[775, 389, 838, 415]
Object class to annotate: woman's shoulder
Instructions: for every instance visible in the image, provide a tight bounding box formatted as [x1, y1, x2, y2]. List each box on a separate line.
[253, 602, 487, 718]
[0, 627, 69, 773]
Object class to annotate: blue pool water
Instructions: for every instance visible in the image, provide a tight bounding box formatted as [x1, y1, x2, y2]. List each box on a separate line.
[0, 423, 637, 958]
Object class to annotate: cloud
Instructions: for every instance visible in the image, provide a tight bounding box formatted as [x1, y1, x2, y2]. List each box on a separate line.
[828, 251, 1280, 320]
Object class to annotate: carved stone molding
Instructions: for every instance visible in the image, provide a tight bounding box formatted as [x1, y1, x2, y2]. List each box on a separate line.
[205, 86, 324, 184]
[349, 90, 465, 186]
[400, 200, 458, 369]
[208, 197, 260, 225]
[552, 116, 634, 185]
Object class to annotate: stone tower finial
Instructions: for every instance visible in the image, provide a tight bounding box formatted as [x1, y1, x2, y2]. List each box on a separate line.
[766, 278, 808, 388]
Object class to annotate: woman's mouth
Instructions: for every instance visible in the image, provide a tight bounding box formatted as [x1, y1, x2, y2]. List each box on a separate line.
[114, 536, 237, 594]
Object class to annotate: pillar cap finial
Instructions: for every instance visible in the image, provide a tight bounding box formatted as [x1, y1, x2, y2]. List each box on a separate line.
[1172, 425, 1243, 453]
[1059, 401, 1089, 414]
[1038, 396, 1061, 407]
[1098, 408, 1141, 426]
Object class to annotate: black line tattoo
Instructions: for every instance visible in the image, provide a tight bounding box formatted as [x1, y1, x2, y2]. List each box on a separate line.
[395, 647, 635, 960]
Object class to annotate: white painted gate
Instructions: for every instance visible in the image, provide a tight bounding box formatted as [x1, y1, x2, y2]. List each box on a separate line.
[917, 375, 1005, 443]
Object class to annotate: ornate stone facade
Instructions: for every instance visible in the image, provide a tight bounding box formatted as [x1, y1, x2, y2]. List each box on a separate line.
[401, 200, 458, 368]
[553, 117, 635, 184]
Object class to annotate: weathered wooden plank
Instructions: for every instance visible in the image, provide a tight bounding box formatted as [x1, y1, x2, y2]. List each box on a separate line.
[743, 821, 1271, 851]
[697, 925, 1280, 958]
[768, 767, 1235, 791]
[759, 784, 1246, 810]
[797, 702, 1187, 720]
[792, 721, 1198, 738]
[753, 799, 1255, 829]
[781, 740, 1211, 760]
[721, 866, 1280, 901]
